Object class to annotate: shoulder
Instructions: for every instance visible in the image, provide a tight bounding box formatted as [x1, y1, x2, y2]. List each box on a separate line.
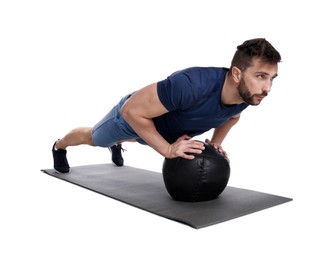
[169, 67, 228, 86]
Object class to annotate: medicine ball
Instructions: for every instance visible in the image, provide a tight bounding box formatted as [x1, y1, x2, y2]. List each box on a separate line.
[162, 141, 230, 202]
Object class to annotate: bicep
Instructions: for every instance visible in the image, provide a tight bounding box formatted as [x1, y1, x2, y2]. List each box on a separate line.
[121, 83, 168, 119]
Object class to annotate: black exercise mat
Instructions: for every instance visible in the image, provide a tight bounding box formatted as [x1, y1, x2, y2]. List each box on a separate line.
[41, 164, 292, 229]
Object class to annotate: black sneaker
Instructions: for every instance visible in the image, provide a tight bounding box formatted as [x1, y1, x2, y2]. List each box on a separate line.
[108, 144, 125, 166]
[52, 141, 70, 173]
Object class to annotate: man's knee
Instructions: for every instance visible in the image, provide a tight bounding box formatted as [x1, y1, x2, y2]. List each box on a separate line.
[83, 127, 95, 146]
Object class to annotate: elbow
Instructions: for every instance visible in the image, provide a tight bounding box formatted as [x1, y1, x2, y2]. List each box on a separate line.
[121, 102, 142, 125]
[121, 103, 133, 122]
[231, 115, 240, 121]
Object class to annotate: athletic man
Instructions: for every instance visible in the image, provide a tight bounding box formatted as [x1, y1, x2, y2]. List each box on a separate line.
[52, 38, 281, 173]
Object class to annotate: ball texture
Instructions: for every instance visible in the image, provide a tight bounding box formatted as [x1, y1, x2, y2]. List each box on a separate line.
[162, 142, 230, 202]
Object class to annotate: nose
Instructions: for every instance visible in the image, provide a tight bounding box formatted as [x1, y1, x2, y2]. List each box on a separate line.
[263, 80, 272, 93]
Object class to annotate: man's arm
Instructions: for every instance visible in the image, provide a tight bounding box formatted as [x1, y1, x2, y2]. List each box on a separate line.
[121, 83, 204, 159]
[206, 114, 241, 154]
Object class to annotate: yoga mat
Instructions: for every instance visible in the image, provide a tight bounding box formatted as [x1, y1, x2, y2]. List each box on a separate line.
[41, 164, 292, 229]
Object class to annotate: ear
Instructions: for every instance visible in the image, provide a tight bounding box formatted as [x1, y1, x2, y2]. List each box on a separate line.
[231, 66, 242, 83]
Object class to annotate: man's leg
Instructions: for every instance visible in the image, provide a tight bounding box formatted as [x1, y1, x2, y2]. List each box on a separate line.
[52, 93, 139, 172]
[52, 127, 94, 173]
[55, 127, 94, 149]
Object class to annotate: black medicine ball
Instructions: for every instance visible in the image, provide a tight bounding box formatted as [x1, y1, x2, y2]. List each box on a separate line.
[162, 142, 230, 202]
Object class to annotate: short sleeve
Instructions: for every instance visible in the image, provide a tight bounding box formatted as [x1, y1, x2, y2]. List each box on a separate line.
[157, 69, 198, 111]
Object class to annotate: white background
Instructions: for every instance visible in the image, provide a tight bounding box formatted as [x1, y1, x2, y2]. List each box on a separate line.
[1, 0, 335, 259]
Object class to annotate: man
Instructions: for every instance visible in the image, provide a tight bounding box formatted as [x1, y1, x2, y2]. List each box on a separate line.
[52, 38, 281, 173]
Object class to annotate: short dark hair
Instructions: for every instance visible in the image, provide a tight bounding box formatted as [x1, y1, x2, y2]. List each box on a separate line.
[229, 38, 281, 74]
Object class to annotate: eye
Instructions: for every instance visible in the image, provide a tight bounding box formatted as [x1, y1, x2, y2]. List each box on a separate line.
[257, 74, 265, 79]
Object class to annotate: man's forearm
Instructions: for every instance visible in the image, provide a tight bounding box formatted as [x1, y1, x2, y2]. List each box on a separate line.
[211, 116, 240, 144]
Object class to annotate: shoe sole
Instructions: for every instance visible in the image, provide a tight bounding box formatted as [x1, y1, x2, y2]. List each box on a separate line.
[54, 168, 70, 174]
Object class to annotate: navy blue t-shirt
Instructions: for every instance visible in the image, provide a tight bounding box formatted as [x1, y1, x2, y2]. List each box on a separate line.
[153, 67, 249, 144]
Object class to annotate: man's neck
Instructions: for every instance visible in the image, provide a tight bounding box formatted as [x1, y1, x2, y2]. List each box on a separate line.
[221, 75, 244, 105]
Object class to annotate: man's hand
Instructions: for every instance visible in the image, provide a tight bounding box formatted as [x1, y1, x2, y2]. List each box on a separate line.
[165, 135, 205, 159]
[205, 139, 229, 159]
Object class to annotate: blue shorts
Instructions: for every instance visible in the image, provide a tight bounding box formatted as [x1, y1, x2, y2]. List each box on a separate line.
[92, 93, 147, 147]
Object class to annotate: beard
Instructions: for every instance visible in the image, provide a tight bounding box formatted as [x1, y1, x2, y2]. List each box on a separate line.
[237, 77, 268, 106]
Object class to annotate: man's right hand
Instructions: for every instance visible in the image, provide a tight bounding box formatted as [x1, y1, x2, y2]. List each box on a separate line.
[165, 135, 205, 159]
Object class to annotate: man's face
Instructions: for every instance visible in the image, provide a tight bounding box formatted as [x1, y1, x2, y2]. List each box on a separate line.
[238, 58, 278, 106]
